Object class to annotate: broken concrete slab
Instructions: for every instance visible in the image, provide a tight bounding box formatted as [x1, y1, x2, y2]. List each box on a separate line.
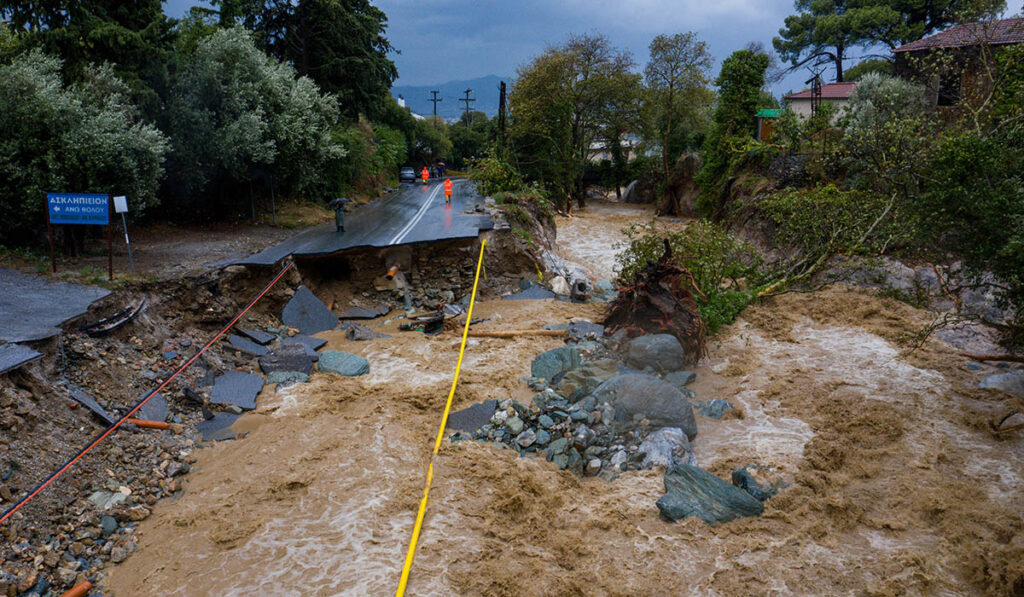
[267, 371, 310, 384]
[237, 328, 275, 345]
[281, 285, 337, 334]
[196, 412, 241, 441]
[447, 400, 498, 433]
[210, 371, 265, 411]
[258, 344, 316, 375]
[0, 267, 111, 343]
[338, 306, 384, 320]
[502, 285, 556, 301]
[136, 391, 168, 422]
[227, 334, 270, 357]
[282, 334, 327, 354]
[0, 343, 43, 375]
[65, 382, 116, 426]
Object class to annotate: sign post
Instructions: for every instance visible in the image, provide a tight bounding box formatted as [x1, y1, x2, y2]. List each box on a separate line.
[46, 192, 113, 280]
[113, 196, 134, 277]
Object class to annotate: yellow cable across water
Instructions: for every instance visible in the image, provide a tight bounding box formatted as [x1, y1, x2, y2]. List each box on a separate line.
[395, 237, 487, 597]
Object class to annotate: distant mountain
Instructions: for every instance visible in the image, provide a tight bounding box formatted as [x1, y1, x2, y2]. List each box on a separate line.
[391, 75, 509, 120]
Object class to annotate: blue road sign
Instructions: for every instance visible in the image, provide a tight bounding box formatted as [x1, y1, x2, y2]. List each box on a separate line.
[47, 193, 109, 225]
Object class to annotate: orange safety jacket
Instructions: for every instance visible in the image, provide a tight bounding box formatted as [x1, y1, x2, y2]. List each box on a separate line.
[421, 168, 429, 180]
[443, 179, 453, 194]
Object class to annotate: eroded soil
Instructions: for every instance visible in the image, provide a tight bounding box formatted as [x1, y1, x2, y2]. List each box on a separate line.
[103, 202, 1024, 596]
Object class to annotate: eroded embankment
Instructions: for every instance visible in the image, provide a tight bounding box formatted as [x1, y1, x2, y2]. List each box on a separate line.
[104, 201, 1024, 596]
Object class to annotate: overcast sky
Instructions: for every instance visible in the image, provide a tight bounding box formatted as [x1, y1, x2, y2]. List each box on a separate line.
[163, 0, 866, 97]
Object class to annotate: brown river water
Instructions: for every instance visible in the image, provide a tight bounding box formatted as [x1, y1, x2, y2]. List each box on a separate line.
[104, 201, 1024, 596]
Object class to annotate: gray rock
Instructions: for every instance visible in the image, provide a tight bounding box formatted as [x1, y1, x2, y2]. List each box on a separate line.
[259, 344, 316, 375]
[87, 491, 127, 510]
[516, 429, 537, 448]
[535, 429, 552, 445]
[555, 370, 603, 403]
[699, 399, 734, 419]
[591, 374, 697, 439]
[196, 412, 240, 441]
[979, 370, 1024, 398]
[568, 321, 605, 342]
[64, 382, 116, 426]
[572, 424, 596, 450]
[447, 400, 498, 433]
[732, 465, 787, 502]
[656, 465, 764, 524]
[586, 458, 602, 476]
[227, 334, 269, 357]
[547, 437, 570, 455]
[609, 450, 628, 470]
[625, 334, 686, 373]
[639, 427, 694, 469]
[237, 328, 275, 345]
[266, 371, 310, 384]
[282, 286, 337, 334]
[502, 285, 556, 301]
[210, 371, 265, 411]
[663, 370, 696, 389]
[338, 305, 385, 320]
[100, 515, 118, 538]
[318, 351, 370, 377]
[531, 346, 581, 380]
[345, 323, 391, 341]
[506, 416, 524, 435]
[136, 391, 168, 423]
[537, 414, 555, 429]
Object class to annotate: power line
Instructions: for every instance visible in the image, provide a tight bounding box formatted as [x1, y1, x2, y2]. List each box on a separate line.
[428, 90, 442, 122]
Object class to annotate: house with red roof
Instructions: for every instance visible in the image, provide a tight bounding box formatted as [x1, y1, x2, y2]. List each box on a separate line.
[784, 82, 858, 119]
[894, 17, 1024, 106]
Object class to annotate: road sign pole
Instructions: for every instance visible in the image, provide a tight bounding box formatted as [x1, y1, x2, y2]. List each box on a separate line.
[121, 212, 134, 277]
[107, 194, 113, 281]
[46, 203, 56, 273]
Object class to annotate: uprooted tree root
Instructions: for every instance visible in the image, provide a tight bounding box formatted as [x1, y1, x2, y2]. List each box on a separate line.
[604, 239, 707, 365]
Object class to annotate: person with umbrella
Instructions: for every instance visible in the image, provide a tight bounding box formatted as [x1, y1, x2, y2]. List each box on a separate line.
[329, 197, 351, 232]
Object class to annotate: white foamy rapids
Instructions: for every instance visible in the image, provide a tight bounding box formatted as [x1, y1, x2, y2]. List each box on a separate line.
[362, 347, 449, 387]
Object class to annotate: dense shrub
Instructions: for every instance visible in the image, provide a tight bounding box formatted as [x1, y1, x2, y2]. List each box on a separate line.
[616, 220, 766, 332]
[470, 155, 522, 197]
[0, 52, 168, 245]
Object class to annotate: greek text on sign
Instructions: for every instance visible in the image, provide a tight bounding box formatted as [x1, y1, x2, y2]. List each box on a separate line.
[47, 193, 109, 225]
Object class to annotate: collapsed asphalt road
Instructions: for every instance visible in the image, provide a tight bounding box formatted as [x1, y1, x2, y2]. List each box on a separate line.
[228, 178, 493, 267]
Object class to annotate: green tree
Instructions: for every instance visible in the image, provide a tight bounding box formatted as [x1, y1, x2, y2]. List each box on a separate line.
[449, 111, 492, 169]
[0, 51, 168, 246]
[510, 33, 636, 211]
[695, 49, 771, 216]
[213, 0, 397, 119]
[773, 0, 1004, 82]
[644, 32, 714, 213]
[0, 0, 175, 114]
[165, 26, 345, 212]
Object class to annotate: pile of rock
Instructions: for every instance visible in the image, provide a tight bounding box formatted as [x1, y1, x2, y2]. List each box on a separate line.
[448, 327, 786, 524]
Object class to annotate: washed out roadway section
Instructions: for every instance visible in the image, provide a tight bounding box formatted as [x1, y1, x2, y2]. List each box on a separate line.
[0, 266, 111, 343]
[227, 179, 493, 267]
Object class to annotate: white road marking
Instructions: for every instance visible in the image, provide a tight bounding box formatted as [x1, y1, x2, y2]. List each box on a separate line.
[390, 183, 442, 245]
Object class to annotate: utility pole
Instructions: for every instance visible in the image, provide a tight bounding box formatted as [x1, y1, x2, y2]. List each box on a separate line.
[497, 81, 507, 158]
[428, 90, 442, 126]
[459, 88, 475, 126]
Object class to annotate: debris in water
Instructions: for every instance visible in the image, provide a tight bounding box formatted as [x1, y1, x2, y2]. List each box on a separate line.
[281, 285, 337, 334]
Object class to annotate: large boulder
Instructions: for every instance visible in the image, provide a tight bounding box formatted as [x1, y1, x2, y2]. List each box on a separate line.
[979, 370, 1024, 398]
[318, 351, 369, 377]
[531, 345, 581, 380]
[656, 464, 764, 524]
[625, 334, 686, 373]
[591, 373, 697, 439]
[638, 427, 694, 470]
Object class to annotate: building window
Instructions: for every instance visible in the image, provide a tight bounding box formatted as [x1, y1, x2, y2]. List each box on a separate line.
[937, 73, 961, 106]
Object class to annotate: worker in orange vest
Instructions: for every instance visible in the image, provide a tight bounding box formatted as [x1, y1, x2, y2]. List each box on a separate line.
[420, 166, 429, 185]
[443, 178, 453, 205]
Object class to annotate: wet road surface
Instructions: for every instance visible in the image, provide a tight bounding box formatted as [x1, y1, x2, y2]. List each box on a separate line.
[228, 179, 491, 266]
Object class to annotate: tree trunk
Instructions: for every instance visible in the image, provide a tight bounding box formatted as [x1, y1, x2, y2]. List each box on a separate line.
[834, 46, 845, 82]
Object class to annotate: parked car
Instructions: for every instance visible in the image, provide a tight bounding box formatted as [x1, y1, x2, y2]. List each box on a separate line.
[399, 167, 416, 183]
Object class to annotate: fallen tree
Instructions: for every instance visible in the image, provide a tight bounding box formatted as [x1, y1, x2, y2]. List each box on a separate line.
[605, 239, 706, 365]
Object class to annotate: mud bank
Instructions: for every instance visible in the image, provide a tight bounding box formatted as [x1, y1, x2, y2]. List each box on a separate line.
[103, 202, 1024, 596]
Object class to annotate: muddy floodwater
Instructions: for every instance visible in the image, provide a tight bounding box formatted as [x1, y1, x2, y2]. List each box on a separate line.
[105, 201, 1024, 596]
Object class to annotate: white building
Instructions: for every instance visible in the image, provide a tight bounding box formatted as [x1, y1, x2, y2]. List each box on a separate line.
[785, 81, 857, 119]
